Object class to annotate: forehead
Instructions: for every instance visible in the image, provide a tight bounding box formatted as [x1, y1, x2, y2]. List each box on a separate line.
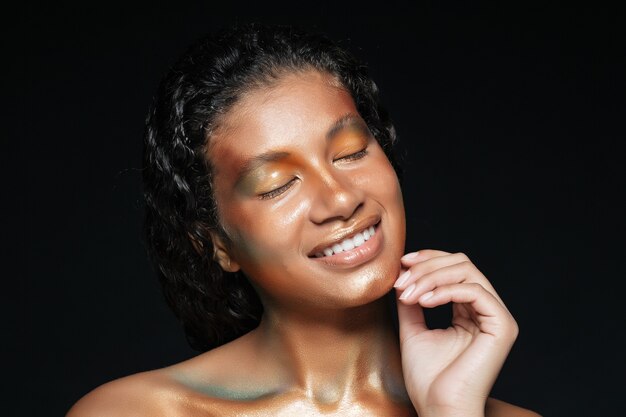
[206, 70, 358, 172]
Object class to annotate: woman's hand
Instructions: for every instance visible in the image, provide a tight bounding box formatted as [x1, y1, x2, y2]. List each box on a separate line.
[394, 249, 519, 417]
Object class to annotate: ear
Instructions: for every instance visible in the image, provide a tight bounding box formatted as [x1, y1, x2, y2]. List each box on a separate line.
[208, 230, 241, 273]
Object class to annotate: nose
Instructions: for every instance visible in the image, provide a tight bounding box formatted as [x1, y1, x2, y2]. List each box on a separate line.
[309, 169, 364, 224]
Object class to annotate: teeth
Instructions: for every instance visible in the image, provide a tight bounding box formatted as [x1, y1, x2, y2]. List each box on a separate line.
[315, 225, 376, 258]
[341, 239, 355, 251]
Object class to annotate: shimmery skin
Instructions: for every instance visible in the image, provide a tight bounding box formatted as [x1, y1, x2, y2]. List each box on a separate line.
[171, 374, 277, 401]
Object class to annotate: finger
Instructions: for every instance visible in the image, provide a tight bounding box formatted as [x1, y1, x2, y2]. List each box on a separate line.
[399, 249, 451, 267]
[395, 288, 428, 344]
[397, 261, 474, 303]
[394, 252, 471, 290]
[416, 283, 516, 339]
[397, 260, 504, 307]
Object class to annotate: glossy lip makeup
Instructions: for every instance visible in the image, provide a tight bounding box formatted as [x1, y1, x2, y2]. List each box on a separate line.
[309, 221, 383, 269]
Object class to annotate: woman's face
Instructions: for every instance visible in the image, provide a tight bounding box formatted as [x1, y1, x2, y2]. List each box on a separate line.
[207, 70, 405, 312]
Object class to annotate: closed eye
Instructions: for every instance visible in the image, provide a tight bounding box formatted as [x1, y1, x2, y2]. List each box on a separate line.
[258, 178, 298, 200]
[335, 148, 368, 162]
[258, 148, 367, 200]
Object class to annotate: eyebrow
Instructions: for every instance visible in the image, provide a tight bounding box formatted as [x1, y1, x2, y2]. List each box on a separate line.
[326, 113, 370, 140]
[234, 113, 369, 184]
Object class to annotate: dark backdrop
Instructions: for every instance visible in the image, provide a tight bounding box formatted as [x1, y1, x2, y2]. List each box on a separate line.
[5, 3, 625, 416]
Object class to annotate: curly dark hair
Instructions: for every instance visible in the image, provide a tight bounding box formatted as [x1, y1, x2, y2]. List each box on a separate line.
[142, 22, 401, 352]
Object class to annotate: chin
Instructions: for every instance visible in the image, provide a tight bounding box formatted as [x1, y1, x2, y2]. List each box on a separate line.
[329, 248, 403, 309]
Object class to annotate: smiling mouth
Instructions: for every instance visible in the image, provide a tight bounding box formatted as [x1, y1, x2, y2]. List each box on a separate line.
[307, 218, 380, 257]
[312, 223, 378, 258]
[308, 220, 383, 268]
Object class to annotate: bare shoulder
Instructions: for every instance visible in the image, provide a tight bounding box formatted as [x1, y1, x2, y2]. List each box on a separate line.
[65, 370, 181, 417]
[486, 397, 542, 417]
[65, 332, 265, 417]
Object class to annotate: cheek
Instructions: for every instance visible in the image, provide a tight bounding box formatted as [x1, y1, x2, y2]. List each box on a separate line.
[223, 198, 310, 267]
[224, 203, 310, 302]
[357, 155, 406, 249]
[356, 155, 404, 209]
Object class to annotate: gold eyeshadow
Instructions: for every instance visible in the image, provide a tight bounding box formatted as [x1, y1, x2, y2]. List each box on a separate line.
[237, 162, 297, 196]
[332, 129, 370, 160]
[236, 119, 372, 197]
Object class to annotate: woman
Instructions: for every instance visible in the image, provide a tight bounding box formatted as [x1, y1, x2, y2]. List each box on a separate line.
[67, 23, 540, 416]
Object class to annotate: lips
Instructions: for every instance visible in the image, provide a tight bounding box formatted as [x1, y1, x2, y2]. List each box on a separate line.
[307, 216, 380, 258]
[309, 221, 383, 268]
[313, 225, 376, 258]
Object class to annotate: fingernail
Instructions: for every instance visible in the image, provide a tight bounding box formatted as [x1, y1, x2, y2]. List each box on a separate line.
[394, 270, 411, 288]
[401, 251, 420, 262]
[399, 283, 416, 300]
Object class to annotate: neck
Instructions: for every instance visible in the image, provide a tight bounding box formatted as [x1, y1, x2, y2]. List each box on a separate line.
[252, 293, 408, 404]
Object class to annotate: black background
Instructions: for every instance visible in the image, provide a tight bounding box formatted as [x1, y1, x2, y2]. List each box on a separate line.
[5, 3, 625, 416]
